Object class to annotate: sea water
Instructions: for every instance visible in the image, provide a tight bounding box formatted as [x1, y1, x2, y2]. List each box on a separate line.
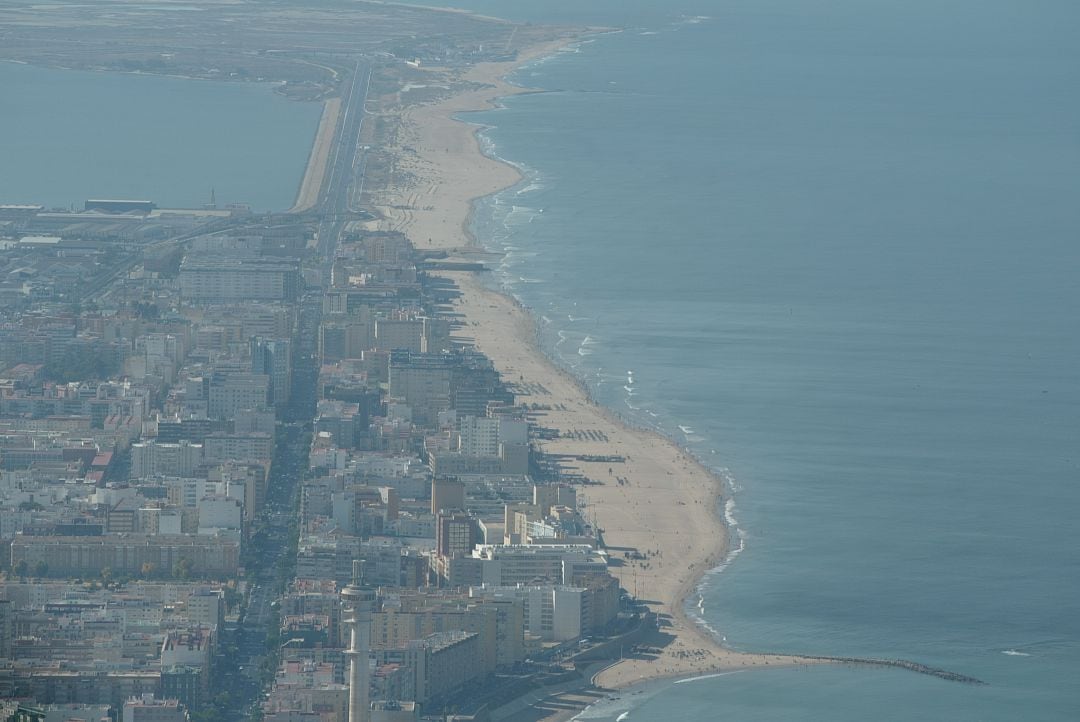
[0, 62, 319, 211]
[450, 0, 1079, 718]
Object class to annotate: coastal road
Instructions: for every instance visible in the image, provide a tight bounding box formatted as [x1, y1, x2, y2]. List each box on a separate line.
[313, 59, 371, 281]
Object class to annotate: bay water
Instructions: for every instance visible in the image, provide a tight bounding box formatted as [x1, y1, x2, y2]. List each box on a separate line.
[450, 0, 1079, 719]
[2, 1, 1077, 718]
[0, 62, 318, 211]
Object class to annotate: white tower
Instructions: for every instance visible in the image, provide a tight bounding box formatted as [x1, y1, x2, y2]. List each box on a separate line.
[342, 559, 375, 722]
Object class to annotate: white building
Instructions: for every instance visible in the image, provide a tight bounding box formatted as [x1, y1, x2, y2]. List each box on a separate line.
[470, 583, 584, 641]
[131, 440, 204, 479]
[469, 544, 608, 586]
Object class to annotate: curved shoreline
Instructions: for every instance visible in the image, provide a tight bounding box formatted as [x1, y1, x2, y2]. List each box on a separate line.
[446, 43, 994, 703]
[369, 35, 832, 693]
[368, 31, 986, 721]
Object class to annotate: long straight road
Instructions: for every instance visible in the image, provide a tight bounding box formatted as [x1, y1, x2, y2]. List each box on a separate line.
[315, 60, 371, 281]
[222, 60, 371, 721]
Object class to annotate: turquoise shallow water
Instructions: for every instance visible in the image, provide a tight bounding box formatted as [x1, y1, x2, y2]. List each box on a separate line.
[448, 0, 1080, 718]
[0, 62, 319, 211]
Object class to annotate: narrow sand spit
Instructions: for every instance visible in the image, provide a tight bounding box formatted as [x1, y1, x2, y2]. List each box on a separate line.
[291, 96, 341, 213]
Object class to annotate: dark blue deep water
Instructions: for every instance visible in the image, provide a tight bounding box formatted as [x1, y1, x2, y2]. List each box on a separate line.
[445, 0, 1079, 718]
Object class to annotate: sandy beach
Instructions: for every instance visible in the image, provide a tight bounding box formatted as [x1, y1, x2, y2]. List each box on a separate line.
[364, 36, 825, 711]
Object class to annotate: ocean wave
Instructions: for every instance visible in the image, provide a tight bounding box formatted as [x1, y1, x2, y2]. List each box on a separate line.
[675, 15, 713, 27]
[504, 204, 539, 227]
[516, 181, 545, 195]
[724, 497, 740, 528]
[1002, 649, 1032, 657]
[685, 469, 748, 644]
[674, 671, 745, 684]
[475, 131, 536, 176]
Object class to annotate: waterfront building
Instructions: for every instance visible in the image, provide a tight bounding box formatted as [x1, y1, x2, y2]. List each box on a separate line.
[370, 631, 482, 707]
[373, 318, 426, 354]
[387, 350, 511, 428]
[468, 544, 609, 587]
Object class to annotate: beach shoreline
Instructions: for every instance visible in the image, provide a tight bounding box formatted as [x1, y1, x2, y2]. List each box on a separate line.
[364, 33, 829, 707]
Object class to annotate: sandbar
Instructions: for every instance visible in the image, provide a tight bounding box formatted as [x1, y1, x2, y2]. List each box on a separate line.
[291, 96, 341, 213]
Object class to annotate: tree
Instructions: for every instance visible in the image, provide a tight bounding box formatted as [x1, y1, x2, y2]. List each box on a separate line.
[223, 584, 242, 613]
[133, 301, 161, 320]
[100, 566, 113, 587]
[141, 561, 158, 578]
[44, 346, 119, 383]
[173, 557, 192, 580]
[33, 560, 49, 578]
[13, 559, 28, 580]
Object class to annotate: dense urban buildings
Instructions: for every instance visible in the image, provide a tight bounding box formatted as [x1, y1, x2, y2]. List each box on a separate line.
[0, 9, 634, 720]
[0, 197, 630, 721]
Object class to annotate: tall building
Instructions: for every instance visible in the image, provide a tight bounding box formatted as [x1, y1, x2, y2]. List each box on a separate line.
[430, 479, 465, 516]
[374, 318, 426, 353]
[0, 599, 12, 660]
[250, 337, 292, 409]
[436, 511, 480, 559]
[387, 350, 511, 427]
[341, 560, 375, 722]
[387, 352, 452, 427]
